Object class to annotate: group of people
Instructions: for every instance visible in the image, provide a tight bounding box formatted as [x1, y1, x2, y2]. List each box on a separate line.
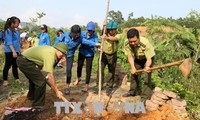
[1, 16, 155, 108]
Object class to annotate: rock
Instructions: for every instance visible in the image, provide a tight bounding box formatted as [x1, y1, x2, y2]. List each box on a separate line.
[154, 92, 169, 100]
[171, 98, 187, 107]
[151, 97, 165, 105]
[153, 87, 162, 92]
[163, 90, 177, 98]
[146, 106, 158, 111]
[151, 94, 166, 103]
[145, 100, 159, 108]
[172, 105, 186, 111]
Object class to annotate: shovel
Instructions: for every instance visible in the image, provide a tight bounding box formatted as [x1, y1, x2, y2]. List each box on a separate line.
[135, 58, 192, 78]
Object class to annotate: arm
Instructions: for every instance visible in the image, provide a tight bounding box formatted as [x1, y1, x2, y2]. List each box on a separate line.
[46, 73, 63, 99]
[128, 54, 137, 74]
[101, 33, 120, 42]
[5, 30, 17, 57]
[82, 35, 100, 47]
[46, 34, 50, 46]
[9, 45, 17, 57]
[82, 38, 97, 47]
[104, 36, 119, 41]
[54, 36, 59, 45]
[145, 59, 152, 68]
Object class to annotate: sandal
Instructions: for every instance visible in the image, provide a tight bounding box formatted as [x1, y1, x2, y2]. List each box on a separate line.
[64, 88, 70, 95]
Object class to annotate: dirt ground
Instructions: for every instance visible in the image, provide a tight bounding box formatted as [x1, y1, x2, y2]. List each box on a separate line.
[0, 65, 190, 120]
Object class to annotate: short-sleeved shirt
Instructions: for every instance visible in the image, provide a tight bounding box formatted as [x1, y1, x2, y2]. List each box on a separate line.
[22, 46, 56, 73]
[124, 37, 155, 60]
[102, 34, 121, 54]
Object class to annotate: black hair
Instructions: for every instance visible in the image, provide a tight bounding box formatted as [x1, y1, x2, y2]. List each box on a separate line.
[127, 28, 139, 39]
[41, 24, 48, 33]
[4, 16, 20, 32]
[57, 29, 64, 36]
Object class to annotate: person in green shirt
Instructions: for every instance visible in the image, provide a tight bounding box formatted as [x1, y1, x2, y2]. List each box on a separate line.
[16, 43, 68, 107]
[95, 20, 121, 96]
[122, 28, 155, 100]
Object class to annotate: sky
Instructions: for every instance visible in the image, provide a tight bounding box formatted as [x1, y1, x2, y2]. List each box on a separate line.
[0, 0, 200, 28]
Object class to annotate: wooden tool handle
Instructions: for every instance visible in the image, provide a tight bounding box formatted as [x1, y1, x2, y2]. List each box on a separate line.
[136, 60, 184, 73]
[61, 96, 74, 110]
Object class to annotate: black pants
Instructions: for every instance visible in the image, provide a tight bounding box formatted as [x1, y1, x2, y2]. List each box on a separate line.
[129, 57, 154, 98]
[16, 56, 46, 106]
[66, 56, 74, 84]
[97, 52, 117, 89]
[3, 52, 19, 80]
[77, 53, 94, 84]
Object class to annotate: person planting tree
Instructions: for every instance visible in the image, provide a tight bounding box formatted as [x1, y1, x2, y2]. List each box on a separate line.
[122, 28, 155, 100]
[16, 43, 68, 107]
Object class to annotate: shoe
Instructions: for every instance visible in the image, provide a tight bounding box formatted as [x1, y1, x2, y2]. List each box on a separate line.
[64, 88, 70, 95]
[106, 88, 112, 96]
[3, 81, 9, 86]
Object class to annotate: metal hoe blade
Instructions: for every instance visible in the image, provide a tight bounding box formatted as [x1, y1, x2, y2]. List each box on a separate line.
[179, 58, 192, 78]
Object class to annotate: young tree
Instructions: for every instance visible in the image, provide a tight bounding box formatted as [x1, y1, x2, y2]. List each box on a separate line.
[36, 12, 46, 25]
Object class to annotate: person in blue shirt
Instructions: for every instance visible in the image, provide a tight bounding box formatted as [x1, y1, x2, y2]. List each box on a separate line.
[38, 24, 50, 46]
[54, 29, 66, 67]
[2, 16, 21, 86]
[64, 25, 82, 95]
[54, 29, 65, 45]
[73, 21, 101, 92]
[0, 28, 3, 45]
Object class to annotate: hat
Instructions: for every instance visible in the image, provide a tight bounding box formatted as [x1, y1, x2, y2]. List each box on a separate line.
[86, 21, 95, 31]
[69, 25, 81, 38]
[106, 20, 118, 29]
[53, 43, 68, 55]
[41, 24, 47, 29]
[20, 32, 27, 38]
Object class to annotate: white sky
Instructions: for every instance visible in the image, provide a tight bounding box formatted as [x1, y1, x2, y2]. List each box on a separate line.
[0, 0, 199, 28]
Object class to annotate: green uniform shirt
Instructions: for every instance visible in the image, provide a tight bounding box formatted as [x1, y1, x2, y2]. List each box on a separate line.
[103, 34, 121, 54]
[124, 37, 155, 59]
[22, 46, 56, 73]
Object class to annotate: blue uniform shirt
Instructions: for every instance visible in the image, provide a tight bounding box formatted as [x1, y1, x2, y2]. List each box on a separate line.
[0, 32, 3, 39]
[54, 34, 65, 45]
[38, 32, 50, 46]
[79, 31, 99, 57]
[64, 32, 82, 57]
[4, 28, 20, 53]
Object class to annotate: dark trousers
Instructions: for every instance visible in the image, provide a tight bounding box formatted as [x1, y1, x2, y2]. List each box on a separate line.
[97, 52, 117, 89]
[129, 57, 154, 98]
[3, 52, 19, 80]
[77, 53, 94, 84]
[66, 56, 74, 84]
[16, 56, 46, 106]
